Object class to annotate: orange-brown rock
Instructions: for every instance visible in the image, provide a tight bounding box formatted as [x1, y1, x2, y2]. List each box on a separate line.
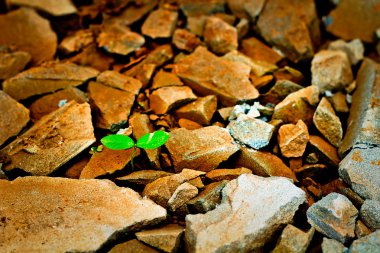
[97, 70, 142, 95]
[142, 8, 178, 39]
[6, 0, 77, 16]
[278, 120, 310, 158]
[172, 29, 202, 52]
[261, 80, 303, 105]
[151, 70, 183, 90]
[0, 49, 31, 80]
[309, 135, 340, 167]
[58, 29, 94, 55]
[227, 0, 266, 21]
[203, 16, 237, 55]
[330, 92, 349, 113]
[109, 239, 159, 253]
[116, 170, 173, 185]
[175, 95, 217, 125]
[168, 182, 199, 212]
[205, 168, 252, 181]
[241, 37, 284, 65]
[178, 118, 203, 130]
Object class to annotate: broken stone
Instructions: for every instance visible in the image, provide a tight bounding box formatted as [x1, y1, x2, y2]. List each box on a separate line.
[150, 86, 197, 115]
[6, 0, 77, 16]
[173, 46, 259, 106]
[349, 230, 380, 253]
[179, 0, 225, 17]
[355, 220, 372, 238]
[97, 70, 142, 95]
[172, 29, 201, 52]
[235, 147, 297, 181]
[227, 0, 265, 21]
[142, 9, 178, 39]
[262, 80, 303, 105]
[308, 135, 340, 167]
[313, 97, 343, 147]
[175, 95, 217, 125]
[0, 177, 166, 252]
[152, 70, 183, 90]
[228, 103, 251, 121]
[306, 153, 319, 164]
[295, 164, 328, 179]
[272, 225, 314, 253]
[321, 238, 346, 253]
[205, 168, 252, 181]
[187, 177, 204, 189]
[1, 101, 95, 175]
[307, 193, 358, 243]
[3, 62, 99, 101]
[136, 224, 184, 253]
[360, 200, 380, 230]
[116, 170, 173, 185]
[108, 239, 159, 253]
[178, 118, 203, 130]
[0, 50, 31, 80]
[228, 114, 274, 149]
[0, 90, 30, 146]
[185, 174, 306, 252]
[58, 29, 94, 55]
[168, 182, 199, 212]
[330, 92, 349, 113]
[274, 66, 305, 83]
[278, 120, 309, 158]
[0, 8, 57, 65]
[217, 107, 233, 121]
[251, 74, 274, 89]
[88, 81, 135, 130]
[241, 37, 284, 65]
[328, 39, 364, 65]
[203, 16, 237, 55]
[29, 87, 88, 121]
[65, 156, 89, 179]
[311, 50, 353, 93]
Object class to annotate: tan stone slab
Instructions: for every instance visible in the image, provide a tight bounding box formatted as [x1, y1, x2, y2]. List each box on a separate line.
[0, 50, 31, 80]
[142, 9, 178, 39]
[6, 0, 77, 16]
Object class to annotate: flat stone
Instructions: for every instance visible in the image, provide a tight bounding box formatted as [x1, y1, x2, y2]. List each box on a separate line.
[178, 118, 203, 130]
[241, 37, 284, 65]
[6, 0, 77, 16]
[339, 147, 380, 201]
[136, 224, 184, 253]
[0, 91, 29, 146]
[227, 0, 265, 21]
[313, 97, 343, 147]
[116, 170, 173, 185]
[205, 168, 252, 181]
[328, 39, 364, 65]
[355, 220, 372, 238]
[64, 156, 89, 179]
[150, 86, 197, 115]
[108, 239, 159, 253]
[1, 101, 95, 175]
[165, 126, 239, 172]
[142, 9, 178, 39]
[179, 0, 225, 17]
[97, 70, 142, 95]
[321, 238, 346, 253]
[29, 87, 88, 120]
[172, 29, 201, 52]
[227, 114, 274, 149]
[272, 225, 315, 253]
[179, 168, 206, 181]
[295, 164, 328, 179]
[187, 177, 204, 189]
[185, 174, 306, 252]
[262, 80, 303, 105]
[257, 0, 320, 62]
[175, 95, 217, 125]
[360, 200, 380, 230]
[330, 92, 349, 113]
[0, 50, 31, 79]
[152, 70, 183, 90]
[339, 59, 380, 157]
[58, 29, 94, 55]
[311, 50, 353, 93]
[349, 230, 380, 253]
[0, 8, 57, 65]
[274, 66, 305, 84]
[278, 120, 309, 158]
[0, 177, 166, 252]
[173, 46, 259, 106]
[3, 62, 99, 101]
[88, 81, 135, 130]
[203, 17, 237, 55]
[235, 147, 297, 181]
[168, 182, 199, 212]
[307, 193, 358, 243]
[309, 135, 340, 167]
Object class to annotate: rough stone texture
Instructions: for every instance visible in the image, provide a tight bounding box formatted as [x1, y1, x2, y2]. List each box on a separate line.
[325, 0, 380, 43]
[136, 224, 184, 253]
[313, 97, 343, 147]
[165, 126, 239, 172]
[168, 182, 199, 212]
[185, 174, 306, 252]
[203, 17, 237, 55]
[257, 0, 320, 62]
[339, 147, 380, 201]
[330, 92, 349, 113]
[278, 120, 309, 158]
[175, 95, 217, 125]
[272, 225, 314, 253]
[116, 170, 173, 185]
[1, 101, 95, 175]
[205, 168, 252, 181]
[227, 0, 265, 21]
[360, 200, 380, 230]
[88, 81, 135, 130]
[108, 239, 159, 253]
[29, 87, 88, 120]
[97, 70, 142, 95]
[142, 9, 178, 39]
[348, 230, 380, 253]
[355, 220, 372, 238]
[58, 29, 94, 55]
[173, 46, 259, 106]
[0, 8, 57, 65]
[241, 37, 283, 65]
[311, 50, 353, 93]
[0, 90, 30, 146]
[228, 114, 274, 149]
[262, 80, 303, 105]
[309, 135, 340, 167]
[152, 70, 183, 90]
[3, 62, 99, 101]
[172, 28, 201, 52]
[179, 0, 225, 18]
[149, 86, 197, 115]
[6, 0, 77, 16]
[321, 238, 346, 253]
[307, 193, 358, 243]
[178, 118, 202, 130]
[339, 59, 380, 157]
[235, 147, 297, 181]
[0, 177, 166, 252]
[0, 50, 31, 80]
[328, 39, 364, 65]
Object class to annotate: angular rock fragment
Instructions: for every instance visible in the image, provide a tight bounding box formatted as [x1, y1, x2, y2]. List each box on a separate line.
[3, 62, 99, 101]
[116, 170, 173, 185]
[185, 174, 306, 252]
[97, 70, 142, 95]
[97, 29, 145, 56]
[360, 200, 380, 230]
[175, 95, 217, 125]
[0, 177, 166, 252]
[355, 220, 372, 239]
[309, 135, 340, 167]
[349, 230, 380, 253]
[307, 193, 358, 243]
[173, 46, 259, 106]
[330, 92, 349, 113]
[205, 168, 252, 181]
[150, 86, 197, 115]
[278, 120, 309, 158]
[168, 182, 198, 212]
[262, 80, 303, 105]
[241, 37, 284, 65]
[59, 29, 94, 55]
[142, 9, 178, 39]
[172, 29, 201, 52]
[152, 70, 183, 90]
[203, 17, 237, 55]
[0, 50, 31, 80]
[179, 0, 225, 17]
[109, 239, 159, 253]
[313, 97, 343, 147]
[1, 101, 95, 175]
[0, 8, 57, 65]
[178, 118, 202, 130]
[311, 50, 353, 93]
[321, 238, 346, 253]
[227, 0, 265, 20]
[165, 126, 239, 172]
[328, 39, 364, 65]
[6, 0, 77, 16]
[272, 225, 314, 253]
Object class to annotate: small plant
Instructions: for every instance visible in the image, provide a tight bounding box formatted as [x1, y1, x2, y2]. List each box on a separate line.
[100, 130, 170, 170]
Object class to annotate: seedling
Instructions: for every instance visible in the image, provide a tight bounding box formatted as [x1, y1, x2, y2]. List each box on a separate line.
[100, 130, 170, 170]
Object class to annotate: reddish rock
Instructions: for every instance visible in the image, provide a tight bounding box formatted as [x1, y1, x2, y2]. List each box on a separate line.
[330, 92, 349, 113]
[59, 29, 94, 55]
[142, 9, 178, 39]
[178, 118, 203, 130]
[0, 50, 31, 80]
[97, 70, 142, 95]
[205, 168, 252, 181]
[175, 95, 217, 125]
[227, 0, 266, 21]
[328, 39, 364, 65]
[261, 80, 303, 105]
[172, 29, 201, 52]
[152, 70, 183, 90]
[278, 120, 310, 158]
[241, 37, 284, 65]
[109, 239, 159, 253]
[309, 135, 340, 167]
[179, 0, 225, 17]
[116, 170, 173, 185]
[203, 17, 238, 55]
[6, 0, 77, 16]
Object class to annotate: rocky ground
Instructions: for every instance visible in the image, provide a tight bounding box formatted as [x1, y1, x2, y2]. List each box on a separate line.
[0, 0, 379, 252]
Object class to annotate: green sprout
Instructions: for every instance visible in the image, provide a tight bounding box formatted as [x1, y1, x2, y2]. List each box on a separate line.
[100, 130, 170, 170]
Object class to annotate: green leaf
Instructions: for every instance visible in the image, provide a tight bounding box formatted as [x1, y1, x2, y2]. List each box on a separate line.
[136, 131, 170, 150]
[100, 134, 135, 150]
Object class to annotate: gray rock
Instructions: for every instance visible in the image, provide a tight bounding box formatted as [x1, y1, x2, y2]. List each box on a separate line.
[307, 193, 358, 243]
[328, 39, 364, 65]
[272, 225, 315, 253]
[185, 174, 306, 252]
[360, 200, 380, 230]
[348, 230, 380, 253]
[321, 238, 347, 253]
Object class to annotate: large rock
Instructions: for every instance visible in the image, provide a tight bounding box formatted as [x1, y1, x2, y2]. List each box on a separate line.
[141, 9, 178, 39]
[348, 230, 380, 253]
[1, 101, 95, 175]
[175, 95, 217, 125]
[173, 46, 259, 106]
[185, 174, 306, 252]
[203, 17, 238, 55]
[328, 39, 364, 65]
[241, 37, 284, 65]
[165, 126, 239, 172]
[97, 70, 142, 95]
[6, 0, 77, 16]
[0, 177, 166, 252]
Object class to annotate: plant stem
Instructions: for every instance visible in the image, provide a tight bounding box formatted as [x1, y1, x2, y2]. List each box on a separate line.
[131, 145, 136, 171]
